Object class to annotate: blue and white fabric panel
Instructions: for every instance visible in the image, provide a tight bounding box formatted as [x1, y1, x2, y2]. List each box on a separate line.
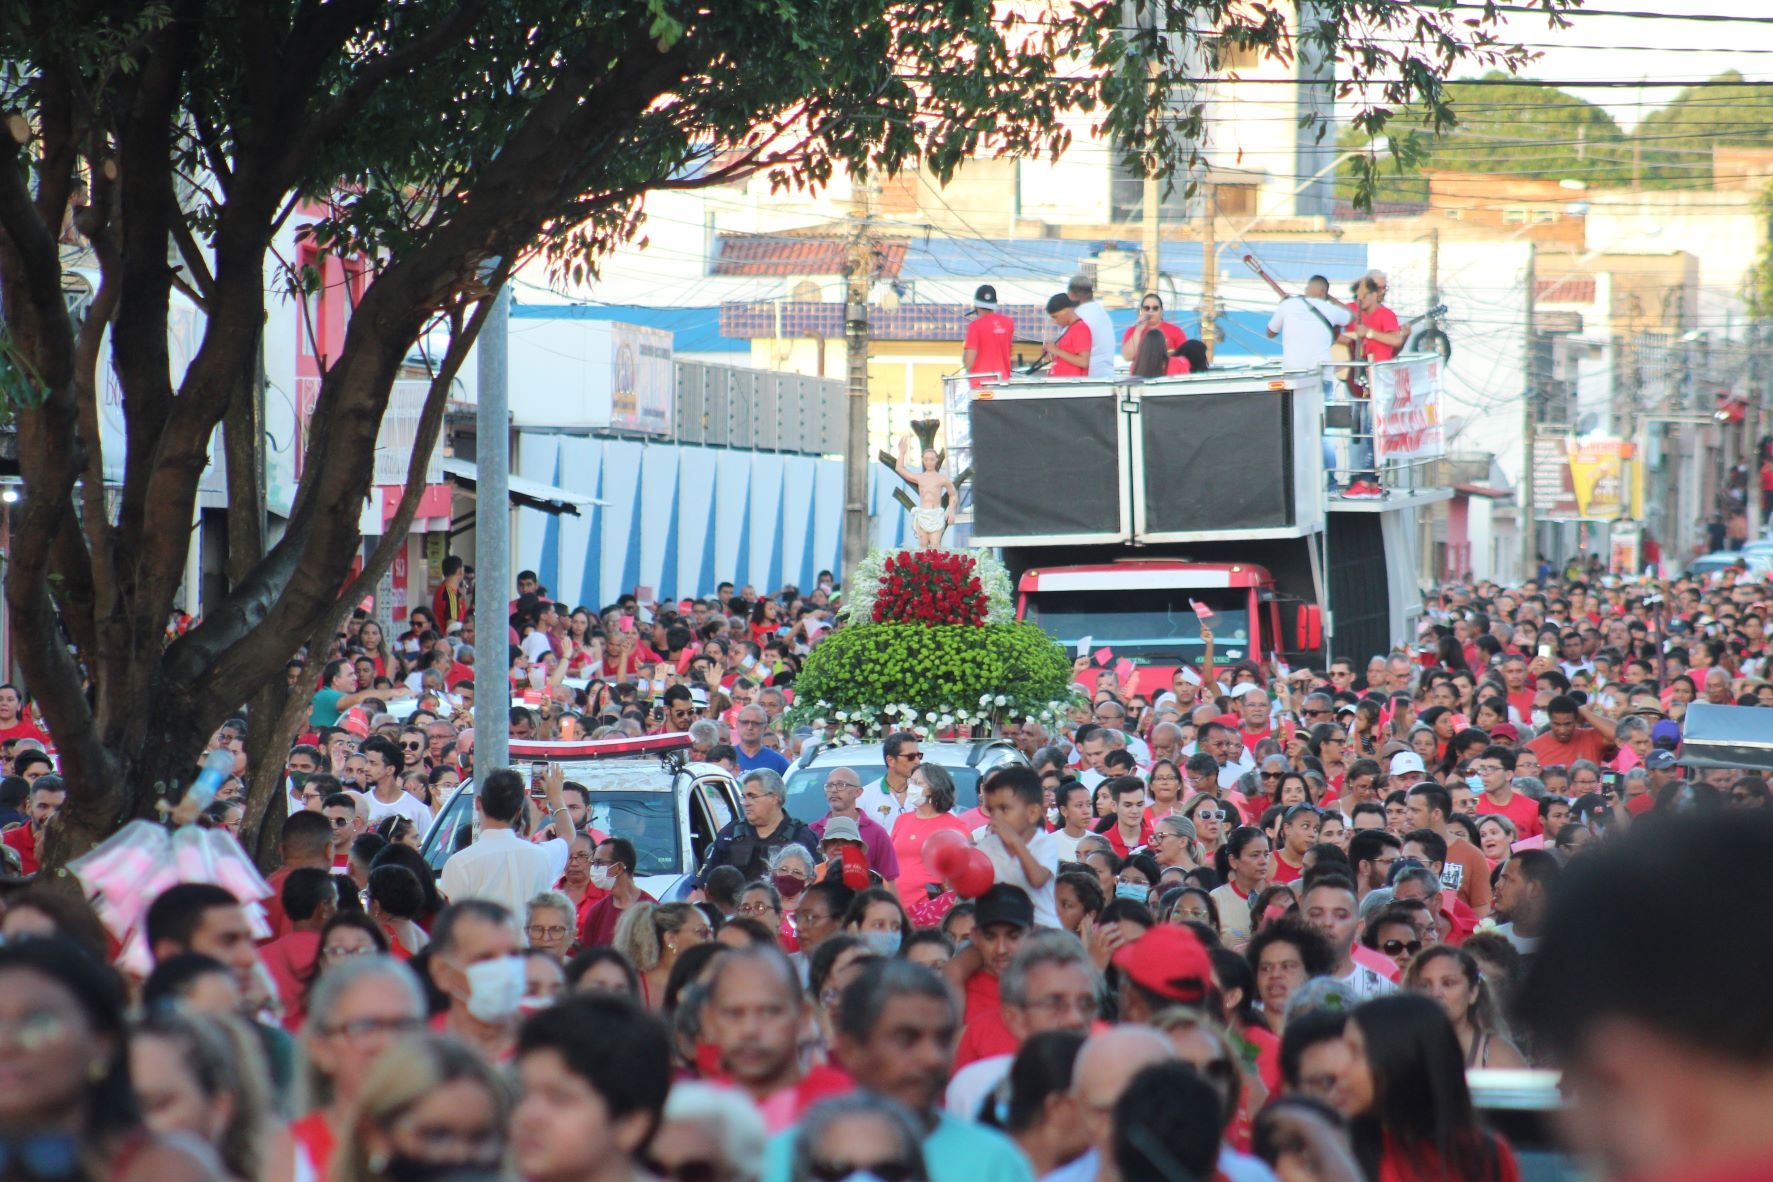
[515, 433, 560, 594]
[513, 434, 847, 605]
[868, 464, 909, 552]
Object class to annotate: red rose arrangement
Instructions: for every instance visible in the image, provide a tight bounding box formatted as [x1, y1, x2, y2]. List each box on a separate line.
[871, 549, 988, 627]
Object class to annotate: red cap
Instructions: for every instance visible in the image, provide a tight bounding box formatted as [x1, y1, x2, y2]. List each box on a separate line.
[1489, 722, 1520, 744]
[1111, 924, 1213, 1003]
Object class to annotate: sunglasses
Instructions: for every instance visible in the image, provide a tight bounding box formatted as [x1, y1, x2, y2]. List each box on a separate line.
[400, 741, 423, 751]
[1381, 939, 1423, 956]
[1192, 809, 1225, 821]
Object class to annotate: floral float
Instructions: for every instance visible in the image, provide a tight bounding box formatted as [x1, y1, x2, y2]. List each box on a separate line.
[788, 547, 1076, 738]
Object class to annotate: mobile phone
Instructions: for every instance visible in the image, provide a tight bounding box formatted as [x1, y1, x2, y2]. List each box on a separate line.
[1538, 643, 1553, 661]
[529, 762, 547, 790]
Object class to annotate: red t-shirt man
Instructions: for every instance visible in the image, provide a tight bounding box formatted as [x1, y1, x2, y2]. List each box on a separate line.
[1525, 726, 1612, 769]
[963, 308, 1016, 388]
[1348, 303, 1403, 364]
[1477, 791, 1542, 839]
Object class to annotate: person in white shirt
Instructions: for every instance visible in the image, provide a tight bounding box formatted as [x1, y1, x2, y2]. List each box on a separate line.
[1266, 275, 1353, 373]
[1067, 273, 1117, 378]
[1301, 876, 1397, 1002]
[856, 731, 923, 833]
[439, 762, 575, 935]
[1050, 781, 1095, 863]
[974, 766, 1061, 929]
[359, 734, 432, 841]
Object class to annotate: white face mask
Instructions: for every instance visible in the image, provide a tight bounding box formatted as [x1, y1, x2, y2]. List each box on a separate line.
[463, 955, 526, 1023]
[904, 783, 926, 809]
[1531, 709, 1550, 731]
[588, 865, 617, 891]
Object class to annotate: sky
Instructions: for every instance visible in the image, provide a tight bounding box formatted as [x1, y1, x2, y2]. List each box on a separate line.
[1480, 0, 1773, 128]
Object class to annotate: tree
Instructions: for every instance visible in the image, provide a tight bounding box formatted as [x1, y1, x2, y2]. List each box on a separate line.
[1636, 71, 1773, 189]
[0, 0, 1568, 870]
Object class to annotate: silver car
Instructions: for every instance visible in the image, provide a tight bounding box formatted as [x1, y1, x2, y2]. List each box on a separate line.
[419, 738, 741, 902]
[783, 738, 1030, 825]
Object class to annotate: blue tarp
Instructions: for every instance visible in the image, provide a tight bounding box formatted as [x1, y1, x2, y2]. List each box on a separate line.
[509, 302, 746, 353]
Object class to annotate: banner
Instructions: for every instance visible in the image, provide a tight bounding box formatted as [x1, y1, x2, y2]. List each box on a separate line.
[1565, 438, 1633, 522]
[608, 323, 674, 435]
[1368, 355, 1445, 462]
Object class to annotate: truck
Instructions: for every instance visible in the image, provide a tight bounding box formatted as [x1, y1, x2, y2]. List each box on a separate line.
[946, 357, 1451, 691]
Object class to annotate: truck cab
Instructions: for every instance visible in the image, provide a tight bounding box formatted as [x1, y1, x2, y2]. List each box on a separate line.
[1015, 561, 1286, 697]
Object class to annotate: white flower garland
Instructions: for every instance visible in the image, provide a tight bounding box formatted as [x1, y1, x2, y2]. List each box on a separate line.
[836, 546, 1016, 625]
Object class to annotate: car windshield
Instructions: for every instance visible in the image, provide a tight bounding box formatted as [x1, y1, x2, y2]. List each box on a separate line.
[425, 780, 682, 877]
[1023, 587, 1253, 662]
[785, 762, 988, 824]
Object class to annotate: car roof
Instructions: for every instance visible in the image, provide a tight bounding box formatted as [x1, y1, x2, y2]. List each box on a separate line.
[461, 758, 731, 794]
[796, 739, 1021, 769]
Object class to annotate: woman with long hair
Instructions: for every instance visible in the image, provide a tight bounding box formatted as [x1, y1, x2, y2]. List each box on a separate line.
[356, 620, 403, 683]
[131, 1007, 277, 1182]
[1183, 793, 1233, 860]
[0, 938, 220, 1182]
[1341, 993, 1520, 1182]
[1403, 946, 1526, 1069]
[332, 1035, 509, 1182]
[1305, 723, 1349, 796]
[612, 900, 714, 1009]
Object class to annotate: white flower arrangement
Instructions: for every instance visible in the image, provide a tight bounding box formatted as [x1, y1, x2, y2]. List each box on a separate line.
[837, 546, 1016, 625]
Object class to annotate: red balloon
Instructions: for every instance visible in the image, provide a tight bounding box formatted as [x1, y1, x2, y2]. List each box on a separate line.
[922, 828, 966, 864]
[950, 847, 996, 899]
[932, 840, 971, 879]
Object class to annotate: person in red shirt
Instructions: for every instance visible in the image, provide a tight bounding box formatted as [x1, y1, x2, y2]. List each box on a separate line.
[944, 885, 1033, 1068]
[431, 554, 469, 631]
[1044, 294, 1092, 377]
[1104, 777, 1155, 857]
[1120, 292, 1189, 365]
[260, 868, 338, 1026]
[961, 284, 1017, 388]
[1472, 746, 1541, 838]
[577, 837, 655, 948]
[700, 945, 853, 1133]
[1341, 275, 1406, 365]
[1269, 803, 1322, 884]
[0, 684, 47, 747]
[1525, 695, 1617, 769]
[2, 776, 64, 876]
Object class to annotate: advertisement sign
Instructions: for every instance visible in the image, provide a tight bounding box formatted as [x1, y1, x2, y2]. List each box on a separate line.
[1610, 521, 1642, 574]
[1533, 435, 1638, 522]
[609, 323, 674, 434]
[1368, 355, 1445, 462]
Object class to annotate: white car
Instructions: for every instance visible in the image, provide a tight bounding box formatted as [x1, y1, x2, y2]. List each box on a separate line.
[783, 738, 1030, 824]
[418, 733, 741, 901]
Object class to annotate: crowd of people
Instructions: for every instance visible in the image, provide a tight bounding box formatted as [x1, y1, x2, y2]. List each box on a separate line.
[0, 560, 1769, 1182]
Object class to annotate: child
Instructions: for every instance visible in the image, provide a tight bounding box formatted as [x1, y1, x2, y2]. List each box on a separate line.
[974, 765, 1060, 929]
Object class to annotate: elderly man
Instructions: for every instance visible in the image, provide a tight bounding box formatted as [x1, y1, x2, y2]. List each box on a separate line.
[701, 768, 821, 886]
[1149, 721, 1184, 767]
[733, 705, 789, 774]
[811, 768, 900, 882]
[1092, 699, 1151, 766]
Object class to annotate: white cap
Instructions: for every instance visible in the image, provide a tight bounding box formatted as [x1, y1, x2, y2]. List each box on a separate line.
[1389, 751, 1426, 777]
[1227, 683, 1260, 700]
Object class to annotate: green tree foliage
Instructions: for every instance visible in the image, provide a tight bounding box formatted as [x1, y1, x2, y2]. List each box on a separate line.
[1637, 72, 1773, 189]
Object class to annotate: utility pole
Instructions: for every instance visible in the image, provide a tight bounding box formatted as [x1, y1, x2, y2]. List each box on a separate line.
[1520, 244, 1537, 582]
[1749, 324, 1765, 544]
[474, 281, 511, 778]
[1199, 180, 1218, 361]
[840, 178, 875, 581]
[1428, 228, 1441, 309]
[1141, 170, 1160, 299]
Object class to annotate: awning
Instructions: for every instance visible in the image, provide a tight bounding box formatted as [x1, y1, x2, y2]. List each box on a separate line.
[440, 456, 605, 517]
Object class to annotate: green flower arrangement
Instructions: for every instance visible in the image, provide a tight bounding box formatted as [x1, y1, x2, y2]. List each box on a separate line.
[789, 549, 1077, 739]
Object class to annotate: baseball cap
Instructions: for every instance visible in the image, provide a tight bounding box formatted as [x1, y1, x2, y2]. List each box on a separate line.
[820, 817, 864, 845]
[1045, 293, 1077, 315]
[1645, 749, 1678, 771]
[1227, 683, 1260, 700]
[1489, 722, 1520, 744]
[973, 283, 999, 310]
[689, 687, 710, 709]
[973, 884, 1035, 931]
[1389, 751, 1426, 777]
[1111, 924, 1212, 1004]
[1651, 720, 1683, 749]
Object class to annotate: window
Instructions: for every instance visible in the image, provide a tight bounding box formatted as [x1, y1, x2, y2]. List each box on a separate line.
[1502, 208, 1529, 225]
[1214, 37, 1261, 71]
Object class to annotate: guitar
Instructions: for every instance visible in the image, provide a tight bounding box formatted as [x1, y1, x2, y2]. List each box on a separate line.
[1243, 253, 1447, 397]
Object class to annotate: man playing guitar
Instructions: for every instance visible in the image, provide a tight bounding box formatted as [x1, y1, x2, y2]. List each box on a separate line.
[1341, 276, 1409, 371]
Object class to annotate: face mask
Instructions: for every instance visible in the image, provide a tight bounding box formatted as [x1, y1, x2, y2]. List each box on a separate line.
[1115, 882, 1149, 901]
[588, 865, 616, 890]
[463, 955, 525, 1023]
[773, 873, 807, 899]
[904, 784, 927, 808]
[858, 930, 902, 957]
[378, 1155, 502, 1182]
[1531, 709, 1550, 731]
[1465, 774, 1483, 792]
[288, 770, 311, 791]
